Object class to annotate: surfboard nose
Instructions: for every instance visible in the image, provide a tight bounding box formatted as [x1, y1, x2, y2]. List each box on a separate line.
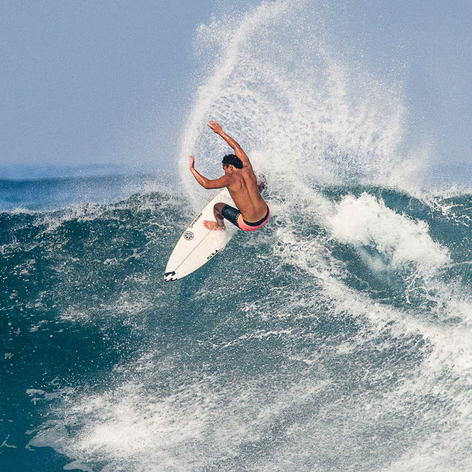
[164, 271, 176, 282]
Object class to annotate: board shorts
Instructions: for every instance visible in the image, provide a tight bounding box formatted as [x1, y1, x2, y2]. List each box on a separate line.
[221, 204, 270, 232]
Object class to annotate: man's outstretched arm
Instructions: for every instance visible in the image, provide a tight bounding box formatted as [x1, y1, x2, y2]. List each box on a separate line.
[207, 120, 251, 167]
[189, 155, 230, 189]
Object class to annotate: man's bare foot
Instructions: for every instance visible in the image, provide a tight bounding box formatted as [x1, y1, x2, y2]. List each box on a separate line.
[204, 220, 225, 231]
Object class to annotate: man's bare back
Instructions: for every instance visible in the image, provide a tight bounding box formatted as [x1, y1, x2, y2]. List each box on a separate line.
[189, 121, 269, 232]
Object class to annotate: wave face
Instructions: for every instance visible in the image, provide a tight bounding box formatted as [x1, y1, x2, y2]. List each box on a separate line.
[2, 185, 472, 472]
[2, 1, 472, 471]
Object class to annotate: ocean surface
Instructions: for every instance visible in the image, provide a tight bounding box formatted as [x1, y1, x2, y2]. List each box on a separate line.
[2, 1, 472, 471]
[2, 172, 472, 472]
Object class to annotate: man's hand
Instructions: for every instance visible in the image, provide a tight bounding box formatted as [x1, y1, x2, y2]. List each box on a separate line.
[207, 119, 250, 167]
[207, 120, 223, 134]
[189, 155, 195, 170]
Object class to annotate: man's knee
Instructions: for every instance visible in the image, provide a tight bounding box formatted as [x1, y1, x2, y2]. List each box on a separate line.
[214, 202, 226, 214]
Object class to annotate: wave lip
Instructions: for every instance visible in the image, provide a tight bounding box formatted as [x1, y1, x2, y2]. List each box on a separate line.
[327, 192, 450, 272]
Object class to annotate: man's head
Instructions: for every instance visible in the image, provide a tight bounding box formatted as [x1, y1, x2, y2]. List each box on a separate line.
[222, 154, 243, 169]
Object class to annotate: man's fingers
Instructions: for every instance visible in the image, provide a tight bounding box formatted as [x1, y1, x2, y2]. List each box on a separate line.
[207, 120, 222, 134]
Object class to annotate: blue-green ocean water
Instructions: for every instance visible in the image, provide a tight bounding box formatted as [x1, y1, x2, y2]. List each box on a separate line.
[3, 1, 472, 470]
[1, 172, 472, 472]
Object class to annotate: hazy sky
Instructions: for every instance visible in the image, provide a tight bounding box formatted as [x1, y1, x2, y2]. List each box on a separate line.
[1, 0, 471, 180]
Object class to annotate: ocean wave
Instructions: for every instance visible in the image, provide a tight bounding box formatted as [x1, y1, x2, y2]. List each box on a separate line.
[1, 182, 471, 471]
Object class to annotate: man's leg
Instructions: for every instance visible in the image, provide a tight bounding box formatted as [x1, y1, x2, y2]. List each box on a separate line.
[203, 202, 226, 231]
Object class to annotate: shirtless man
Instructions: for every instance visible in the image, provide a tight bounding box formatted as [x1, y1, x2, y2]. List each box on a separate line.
[189, 120, 269, 232]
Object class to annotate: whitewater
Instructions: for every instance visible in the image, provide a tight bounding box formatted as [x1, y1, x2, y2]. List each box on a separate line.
[2, 1, 472, 471]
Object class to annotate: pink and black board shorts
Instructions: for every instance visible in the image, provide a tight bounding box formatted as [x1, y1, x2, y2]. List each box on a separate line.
[221, 204, 270, 232]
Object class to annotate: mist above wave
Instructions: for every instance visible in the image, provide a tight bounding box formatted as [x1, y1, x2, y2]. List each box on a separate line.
[181, 0, 426, 210]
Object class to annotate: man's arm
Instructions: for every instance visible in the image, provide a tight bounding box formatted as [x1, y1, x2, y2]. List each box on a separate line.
[207, 120, 251, 167]
[189, 155, 230, 189]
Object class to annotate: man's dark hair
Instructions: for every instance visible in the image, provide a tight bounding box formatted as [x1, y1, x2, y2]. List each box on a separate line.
[222, 154, 243, 169]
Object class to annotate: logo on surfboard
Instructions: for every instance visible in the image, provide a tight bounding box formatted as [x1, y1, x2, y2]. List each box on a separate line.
[207, 249, 219, 260]
[183, 231, 194, 241]
[188, 213, 202, 229]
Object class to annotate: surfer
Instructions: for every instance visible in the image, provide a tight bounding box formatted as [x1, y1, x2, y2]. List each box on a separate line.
[189, 120, 269, 231]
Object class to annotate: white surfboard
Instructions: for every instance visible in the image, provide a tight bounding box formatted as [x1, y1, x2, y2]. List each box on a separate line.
[164, 188, 239, 281]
